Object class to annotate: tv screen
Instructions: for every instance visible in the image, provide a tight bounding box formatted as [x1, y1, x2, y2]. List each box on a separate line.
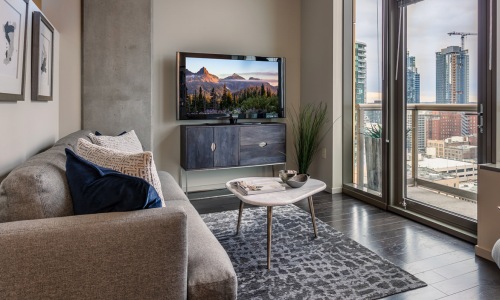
[177, 52, 285, 120]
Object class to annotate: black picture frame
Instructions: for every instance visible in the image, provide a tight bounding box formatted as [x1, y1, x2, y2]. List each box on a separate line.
[31, 11, 54, 101]
[0, 0, 29, 101]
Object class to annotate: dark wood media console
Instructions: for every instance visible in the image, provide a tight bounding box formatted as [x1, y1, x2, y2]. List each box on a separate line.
[180, 122, 286, 171]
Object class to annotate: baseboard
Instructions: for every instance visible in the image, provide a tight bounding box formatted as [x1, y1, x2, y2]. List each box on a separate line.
[475, 245, 494, 261]
[330, 187, 342, 194]
[184, 183, 227, 193]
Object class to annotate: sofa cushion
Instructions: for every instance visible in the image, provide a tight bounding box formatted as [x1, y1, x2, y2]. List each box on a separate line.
[0, 147, 70, 223]
[76, 139, 165, 206]
[88, 130, 143, 153]
[53, 130, 93, 149]
[0, 131, 93, 223]
[94, 131, 127, 136]
[167, 200, 237, 299]
[65, 149, 162, 215]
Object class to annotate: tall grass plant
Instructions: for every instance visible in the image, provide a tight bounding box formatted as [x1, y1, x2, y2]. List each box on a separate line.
[290, 102, 331, 174]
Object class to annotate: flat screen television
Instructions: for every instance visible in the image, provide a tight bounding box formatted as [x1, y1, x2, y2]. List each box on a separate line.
[176, 52, 285, 120]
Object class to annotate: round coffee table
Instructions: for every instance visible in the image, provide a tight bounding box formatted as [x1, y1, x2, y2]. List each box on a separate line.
[226, 177, 326, 269]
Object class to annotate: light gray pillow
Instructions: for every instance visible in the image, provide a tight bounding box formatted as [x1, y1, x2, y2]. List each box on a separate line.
[492, 239, 500, 268]
[88, 130, 143, 153]
[76, 138, 165, 207]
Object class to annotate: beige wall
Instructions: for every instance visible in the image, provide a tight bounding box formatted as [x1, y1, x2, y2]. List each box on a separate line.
[32, 0, 42, 9]
[300, 0, 343, 193]
[41, 0, 82, 137]
[0, 2, 60, 179]
[152, 0, 301, 191]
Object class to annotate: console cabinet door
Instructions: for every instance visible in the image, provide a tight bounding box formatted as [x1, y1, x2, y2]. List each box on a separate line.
[184, 127, 214, 170]
[239, 124, 286, 166]
[214, 127, 239, 168]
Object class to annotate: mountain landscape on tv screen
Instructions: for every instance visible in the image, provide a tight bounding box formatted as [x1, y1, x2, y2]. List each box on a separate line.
[183, 66, 280, 117]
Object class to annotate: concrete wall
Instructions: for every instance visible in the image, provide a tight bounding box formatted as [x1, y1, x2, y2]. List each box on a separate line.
[41, 0, 81, 137]
[152, 0, 301, 191]
[0, 2, 60, 179]
[82, 0, 152, 150]
[300, 0, 343, 193]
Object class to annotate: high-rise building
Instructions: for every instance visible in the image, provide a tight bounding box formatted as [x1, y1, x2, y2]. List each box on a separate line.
[355, 42, 367, 104]
[406, 112, 428, 154]
[406, 52, 420, 103]
[435, 46, 469, 104]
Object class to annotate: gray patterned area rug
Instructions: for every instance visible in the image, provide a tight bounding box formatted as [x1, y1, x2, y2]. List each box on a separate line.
[201, 205, 426, 300]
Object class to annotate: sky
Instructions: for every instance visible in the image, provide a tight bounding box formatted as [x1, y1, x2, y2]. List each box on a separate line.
[356, 0, 478, 103]
[186, 57, 279, 86]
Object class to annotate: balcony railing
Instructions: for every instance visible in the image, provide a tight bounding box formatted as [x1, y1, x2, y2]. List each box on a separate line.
[355, 103, 478, 206]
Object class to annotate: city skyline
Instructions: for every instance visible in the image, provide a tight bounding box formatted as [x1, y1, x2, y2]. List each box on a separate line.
[356, 0, 478, 103]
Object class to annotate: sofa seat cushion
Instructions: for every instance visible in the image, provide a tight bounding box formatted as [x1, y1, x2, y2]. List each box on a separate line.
[168, 200, 237, 299]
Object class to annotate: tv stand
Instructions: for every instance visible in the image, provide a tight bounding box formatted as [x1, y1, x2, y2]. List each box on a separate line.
[180, 122, 286, 193]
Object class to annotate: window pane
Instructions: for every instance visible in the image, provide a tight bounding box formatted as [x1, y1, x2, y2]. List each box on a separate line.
[352, 0, 383, 195]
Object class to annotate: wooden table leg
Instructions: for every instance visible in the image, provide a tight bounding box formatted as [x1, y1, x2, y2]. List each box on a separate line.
[308, 196, 318, 238]
[267, 206, 273, 270]
[236, 200, 244, 235]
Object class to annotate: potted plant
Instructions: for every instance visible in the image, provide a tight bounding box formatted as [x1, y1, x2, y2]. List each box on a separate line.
[363, 124, 382, 192]
[290, 102, 337, 174]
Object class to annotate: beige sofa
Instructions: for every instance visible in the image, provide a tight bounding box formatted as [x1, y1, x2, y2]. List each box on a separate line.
[0, 131, 237, 299]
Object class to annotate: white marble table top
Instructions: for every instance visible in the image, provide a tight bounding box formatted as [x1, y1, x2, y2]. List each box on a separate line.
[226, 177, 327, 207]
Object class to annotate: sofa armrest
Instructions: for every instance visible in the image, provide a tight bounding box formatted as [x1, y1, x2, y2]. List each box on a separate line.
[158, 171, 189, 202]
[0, 207, 187, 299]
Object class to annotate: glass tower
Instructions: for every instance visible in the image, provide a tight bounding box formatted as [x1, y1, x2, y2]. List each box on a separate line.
[435, 46, 469, 104]
[406, 52, 420, 103]
[355, 42, 367, 104]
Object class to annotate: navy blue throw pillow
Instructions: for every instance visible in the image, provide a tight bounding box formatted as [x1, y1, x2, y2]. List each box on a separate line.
[94, 131, 127, 136]
[65, 149, 162, 215]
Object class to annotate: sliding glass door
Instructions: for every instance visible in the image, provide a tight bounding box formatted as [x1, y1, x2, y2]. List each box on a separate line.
[401, 0, 479, 231]
[344, 0, 496, 238]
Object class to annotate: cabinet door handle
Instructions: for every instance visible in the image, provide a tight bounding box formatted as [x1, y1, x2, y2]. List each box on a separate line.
[211, 143, 216, 152]
[259, 142, 267, 148]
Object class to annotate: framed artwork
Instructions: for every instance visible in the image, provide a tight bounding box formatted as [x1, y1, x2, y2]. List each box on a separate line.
[31, 11, 53, 101]
[0, 0, 28, 101]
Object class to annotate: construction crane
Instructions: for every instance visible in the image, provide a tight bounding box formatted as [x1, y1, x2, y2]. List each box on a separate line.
[447, 31, 477, 50]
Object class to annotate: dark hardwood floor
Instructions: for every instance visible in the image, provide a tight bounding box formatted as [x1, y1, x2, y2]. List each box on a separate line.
[191, 191, 500, 299]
